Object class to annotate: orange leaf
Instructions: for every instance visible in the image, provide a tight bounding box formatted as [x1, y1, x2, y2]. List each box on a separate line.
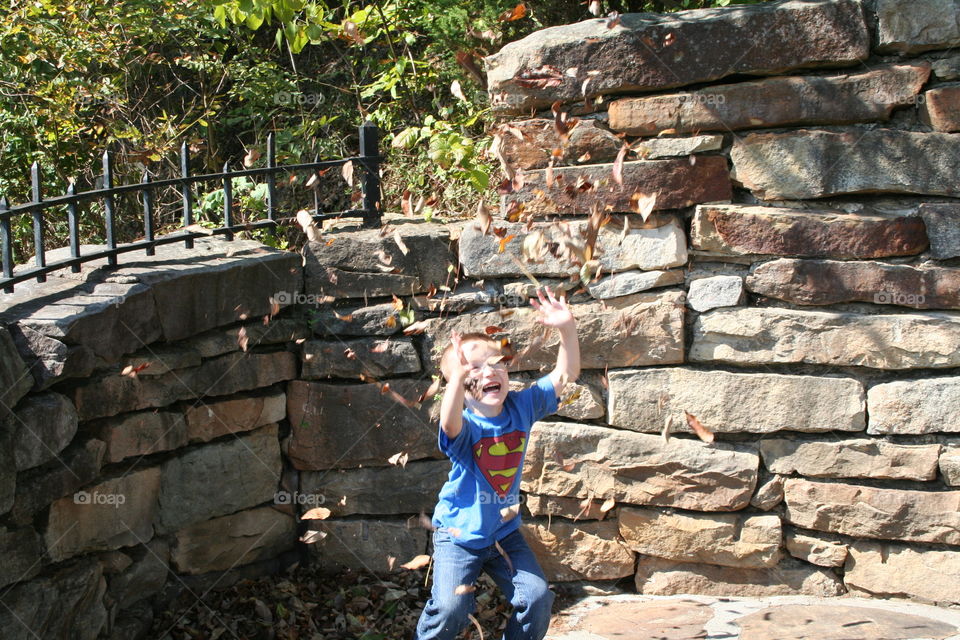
[498, 234, 516, 253]
[401, 189, 413, 217]
[612, 142, 627, 187]
[684, 411, 715, 443]
[484, 325, 505, 335]
[498, 2, 527, 21]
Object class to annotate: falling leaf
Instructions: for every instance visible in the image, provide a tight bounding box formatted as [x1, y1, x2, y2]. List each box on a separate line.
[388, 451, 409, 468]
[454, 584, 476, 595]
[403, 319, 431, 335]
[599, 497, 616, 513]
[121, 362, 151, 378]
[386, 555, 396, 571]
[545, 160, 555, 188]
[342, 19, 364, 44]
[684, 411, 715, 443]
[500, 504, 520, 522]
[401, 189, 413, 217]
[401, 554, 432, 570]
[385, 315, 398, 328]
[296, 209, 323, 243]
[630, 191, 658, 222]
[448, 527, 461, 537]
[344, 348, 357, 360]
[498, 234, 516, 253]
[498, 2, 527, 21]
[661, 414, 674, 442]
[243, 148, 260, 168]
[484, 325, 505, 335]
[606, 10, 621, 28]
[306, 172, 319, 188]
[380, 382, 419, 407]
[559, 387, 582, 407]
[455, 50, 487, 88]
[588, 0, 601, 15]
[333, 311, 353, 322]
[475, 200, 493, 235]
[450, 79, 467, 102]
[394, 229, 409, 255]
[303, 507, 332, 520]
[522, 229, 546, 263]
[238, 326, 250, 352]
[663, 31, 676, 46]
[612, 142, 628, 186]
[299, 529, 326, 544]
[342, 160, 354, 187]
[577, 151, 591, 163]
[417, 375, 443, 403]
[619, 214, 631, 245]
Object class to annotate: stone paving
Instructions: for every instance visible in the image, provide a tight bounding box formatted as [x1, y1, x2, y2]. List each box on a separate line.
[547, 594, 960, 640]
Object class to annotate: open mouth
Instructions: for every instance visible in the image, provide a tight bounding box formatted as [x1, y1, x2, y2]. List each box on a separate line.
[481, 382, 502, 395]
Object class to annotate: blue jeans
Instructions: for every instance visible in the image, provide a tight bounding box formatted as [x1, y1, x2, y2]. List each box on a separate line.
[414, 527, 555, 640]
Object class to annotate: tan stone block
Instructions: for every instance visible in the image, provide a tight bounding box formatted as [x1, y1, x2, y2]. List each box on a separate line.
[522, 518, 634, 582]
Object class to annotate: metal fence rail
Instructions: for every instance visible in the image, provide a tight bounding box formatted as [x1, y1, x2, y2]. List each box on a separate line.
[0, 122, 382, 293]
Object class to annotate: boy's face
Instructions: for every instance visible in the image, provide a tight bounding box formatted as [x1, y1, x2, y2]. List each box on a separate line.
[460, 340, 510, 414]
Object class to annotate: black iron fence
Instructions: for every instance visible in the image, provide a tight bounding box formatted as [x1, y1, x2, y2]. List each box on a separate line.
[0, 122, 382, 293]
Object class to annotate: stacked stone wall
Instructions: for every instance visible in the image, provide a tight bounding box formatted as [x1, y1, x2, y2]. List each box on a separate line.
[4, 1, 960, 637]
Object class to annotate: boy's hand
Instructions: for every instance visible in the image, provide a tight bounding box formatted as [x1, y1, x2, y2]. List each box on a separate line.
[531, 287, 575, 329]
[444, 332, 473, 384]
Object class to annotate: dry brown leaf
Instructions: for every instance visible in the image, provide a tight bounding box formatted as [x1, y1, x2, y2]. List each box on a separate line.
[498, 234, 516, 253]
[388, 451, 409, 468]
[588, 0, 601, 15]
[475, 200, 493, 235]
[454, 584, 476, 595]
[500, 504, 520, 522]
[121, 363, 150, 378]
[303, 507, 332, 520]
[630, 191, 658, 222]
[237, 326, 250, 352]
[401, 189, 413, 217]
[450, 79, 467, 102]
[498, 2, 527, 21]
[612, 142, 628, 187]
[243, 148, 260, 168]
[684, 411, 715, 443]
[295, 209, 323, 243]
[599, 497, 616, 513]
[661, 414, 674, 442]
[300, 529, 327, 544]
[342, 160, 354, 187]
[401, 554, 432, 570]
[394, 229, 409, 255]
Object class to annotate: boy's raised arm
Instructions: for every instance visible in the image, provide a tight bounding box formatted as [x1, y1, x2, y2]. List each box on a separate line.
[438, 333, 469, 440]
[532, 288, 580, 396]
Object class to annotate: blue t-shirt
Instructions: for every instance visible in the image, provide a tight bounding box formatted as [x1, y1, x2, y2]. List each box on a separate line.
[431, 376, 558, 549]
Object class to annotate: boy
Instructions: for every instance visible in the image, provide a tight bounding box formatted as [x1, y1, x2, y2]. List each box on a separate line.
[414, 288, 580, 640]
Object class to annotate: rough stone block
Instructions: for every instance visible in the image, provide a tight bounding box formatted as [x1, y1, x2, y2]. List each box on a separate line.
[607, 367, 865, 434]
[747, 258, 960, 309]
[785, 530, 847, 568]
[692, 205, 928, 259]
[920, 86, 960, 132]
[634, 556, 844, 597]
[91, 409, 187, 464]
[171, 506, 295, 575]
[522, 421, 759, 512]
[868, 377, 960, 434]
[846, 540, 960, 605]
[157, 424, 281, 533]
[9, 438, 105, 526]
[286, 379, 439, 470]
[731, 129, 960, 200]
[485, 0, 868, 114]
[784, 478, 960, 546]
[183, 390, 286, 443]
[460, 217, 688, 278]
[303, 223, 454, 299]
[691, 307, 960, 370]
[587, 269, 684, 299]
[609, 64, 929, 135]
[875, 0, 960, 54]
[302, 337, 421, 380]
[760, 438, 940, 481]
[309, 518, 428, 574]
[6, 391, 77, 471]
[523, 518, 635, 582]
[45, 466, 161, 562]
[500, 157, 731, 217]
[919, 202, 960, 260]
[619, 507, 781, 568]
[687, 275, 744, 312]
[496, 119, 622, 170]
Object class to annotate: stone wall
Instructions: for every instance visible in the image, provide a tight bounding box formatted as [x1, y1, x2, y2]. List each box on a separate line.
[473, 0, 960, 606]
[3, 1, 960, 637]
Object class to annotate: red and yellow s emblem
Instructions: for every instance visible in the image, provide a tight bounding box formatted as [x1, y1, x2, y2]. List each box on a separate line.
[473, 431, 526, 497]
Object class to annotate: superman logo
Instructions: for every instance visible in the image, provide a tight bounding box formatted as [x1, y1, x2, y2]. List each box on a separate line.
[473, 431, 526, 497]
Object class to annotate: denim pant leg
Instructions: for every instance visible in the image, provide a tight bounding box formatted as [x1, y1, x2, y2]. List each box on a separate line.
[414, 528, 485, 640]
[482, 529, 554, 640]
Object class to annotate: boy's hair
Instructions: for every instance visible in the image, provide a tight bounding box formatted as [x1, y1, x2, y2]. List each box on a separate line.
[439, 332, 502, 383]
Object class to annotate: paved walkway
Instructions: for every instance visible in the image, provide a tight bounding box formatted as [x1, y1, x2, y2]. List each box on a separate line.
[547, 594, 960, 640]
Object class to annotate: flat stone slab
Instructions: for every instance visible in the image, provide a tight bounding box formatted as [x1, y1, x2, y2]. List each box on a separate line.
[846, 540, 960, 606]
[747, 258, 960, 309]
[868, 376, 960, 434]
[607, 367, 865, 434]
[522, 422, 759, 512]
[760, 438, 940, 481]
[919, 203, 960, 260]
[485, 0, 868, 114]
[690, 307, 960, 370]
[784, 478, 960, 546]
[731, 129, 960, 200]
[501, 157, 731, 217]
[523, 519, 635, 582]
[496, 119, 622, 170]
[692, 205, 928, 259]
[875, 0, 960, 54]
[546, 594, 960, 640]
[609, 63, 929, 135]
